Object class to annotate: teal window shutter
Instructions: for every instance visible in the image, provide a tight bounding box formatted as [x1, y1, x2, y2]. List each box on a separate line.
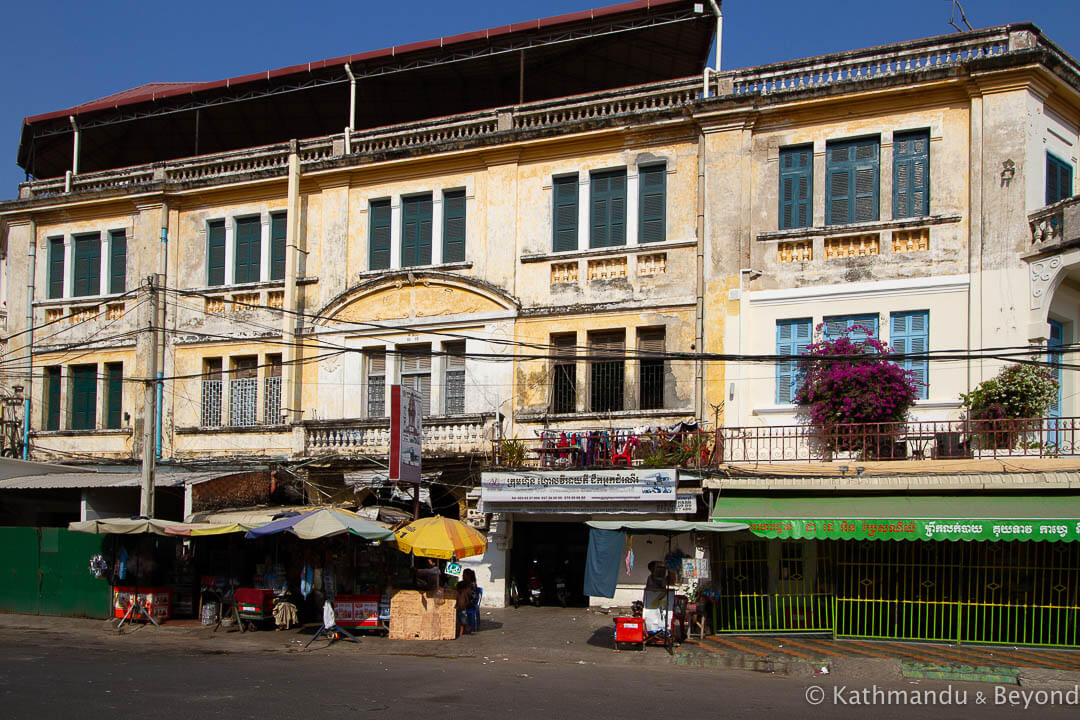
[553, 175, 579, 251]
[105, 362, 123, 429]
[109, 230, 127, 294]
[70, 364, 97, 431]
[590, 169, 627, 248]
[402, 194, 433, 267]
[638, 164, 666, 243]
[1047, 153, 1074, 205]
[73, 233, 101, 297]
[778, 145, 813, 230]
[369, 200, 392, 270]
[890, 311, 929, 400]
[207, 220, 226, 286]
[893, 130, 930, 219]
[776, 318, 812, 403]
[826, 137, 879, 225]
[234, 216, 261, 284]
[48, 238, 65, 299]
[44, 366, 61, 430]
[442, 190, 466, 263]
[270, 213, 287, 281]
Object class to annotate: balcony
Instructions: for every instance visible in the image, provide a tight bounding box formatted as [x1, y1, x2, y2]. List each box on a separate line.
[1029, 195, 1080, 256]
[302, 414, 495, 458]
[489, 428, 720, 471]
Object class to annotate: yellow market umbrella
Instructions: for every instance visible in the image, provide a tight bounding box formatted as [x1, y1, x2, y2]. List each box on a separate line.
[394, 516, 486, 560]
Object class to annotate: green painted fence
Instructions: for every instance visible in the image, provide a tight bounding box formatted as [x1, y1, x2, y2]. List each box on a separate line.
[0, 527, 112, 619]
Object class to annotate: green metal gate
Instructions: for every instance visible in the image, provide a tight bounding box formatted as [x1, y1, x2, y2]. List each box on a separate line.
[0, 527, 112, 619]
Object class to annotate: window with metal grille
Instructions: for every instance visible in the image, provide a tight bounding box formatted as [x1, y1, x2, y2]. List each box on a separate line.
[590, 169, 627, 248]
[229, 356, 258, 426]
[366, 349, 386, 418]
[826, 137, 879, 225]
[105, 362, 123, 429]
[73, 233, 101, 297]
[639, 164, 666, 243]
[201, 358, 223, 427]
[589, 330, 624, 412]
[893, 130, 929, 218]
[443, 341, 466, 415]
[550, 334, 577, 414]
[109, 230, 127, 294]
[270, 212, 287, 281]
[399, 345, 432, 416]
[264, 354, 282, 424]
[553, 174, 579, 252]
[207, 220, 226, 286]
[1047, 153, 1075, 205]
[890, 311, 929, 400]
[638, 328, 666, 410]
[234, 216, 261, 284]
[44, 366, 61, 430]
[779, 145, 813, 230]
[47, 237, 64, 299]
[443, 190, 466, 263]
[70, 364, 97, 430]
[401, 194, 433, 267]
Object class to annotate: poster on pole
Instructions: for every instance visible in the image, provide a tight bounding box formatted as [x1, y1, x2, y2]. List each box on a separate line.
[389, 384, 422, 483]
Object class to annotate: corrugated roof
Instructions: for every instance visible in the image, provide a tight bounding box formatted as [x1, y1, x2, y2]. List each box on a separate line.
[0, 469, 229, 490]
[0, 457, 87, 481]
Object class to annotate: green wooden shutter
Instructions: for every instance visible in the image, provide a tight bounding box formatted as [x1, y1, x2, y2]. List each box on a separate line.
[234, 216, 261, 284]
[44, 366, 61, 430]
[369, 200, 392, 270]
[207, 220, 226, 286]
[590, 169, 627, 248]
[402, 194, 433, 267]
[890, 311, 929, 400]
[893, 130, 929, 219]
[779, 146, 813, 230]
[73, 233, 100, 297]
[553, 175, 579, 252]
[48, 238, 65, 299]
[270, 213, 287, 281]
[109, 230, 127, 294]
[639, 164, 666, 243]
[776, 319, 812, 403]
[105, 362, 123, 429]
[1047, 153, 1074, 205]
[70, 364, 97, 431]
[442, 190, 466, 263]
[826, 138, 879, 225]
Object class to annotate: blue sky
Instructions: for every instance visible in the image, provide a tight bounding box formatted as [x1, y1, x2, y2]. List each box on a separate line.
[3, 0, 1077, 193]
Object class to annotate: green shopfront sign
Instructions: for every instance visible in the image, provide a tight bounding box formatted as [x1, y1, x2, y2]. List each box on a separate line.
[741, 518, 1080, 542]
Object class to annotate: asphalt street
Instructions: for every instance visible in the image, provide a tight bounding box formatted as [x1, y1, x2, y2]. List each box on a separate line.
[2, 635, 1079, 720]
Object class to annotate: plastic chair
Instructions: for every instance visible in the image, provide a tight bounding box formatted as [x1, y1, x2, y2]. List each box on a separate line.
[465, 587, 483, 631]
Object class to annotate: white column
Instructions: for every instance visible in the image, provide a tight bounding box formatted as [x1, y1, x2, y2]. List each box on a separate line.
[259, 212, 271, 282]
[430, 340, 445, 416]
[99, 231, 111, 295]
[626, 169, 640, 247]
[389, 197, 402, 269]
[224, 219, 236, 285]
[431, 192, 444, 266]
[577, 175, 590, 250]
[63, 235, 74, 298]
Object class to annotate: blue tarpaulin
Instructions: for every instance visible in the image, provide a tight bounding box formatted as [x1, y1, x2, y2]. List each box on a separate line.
[584, 528, 625, 598]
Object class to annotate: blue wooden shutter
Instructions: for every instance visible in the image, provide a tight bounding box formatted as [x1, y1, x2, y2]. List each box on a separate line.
[553, 175, 579, 252]
[234, 216, 261, 284]
[893, 130, 929, 218]
[779, 145, 813, 230]
[1049, 319, 1064, 417]
[590, 169, 627, 248]
[45, 366, 61, 430]
[369, 200, 391, 270]
[823, 314, 879, 343]
[70, 364, 97, 430]
[270, 213, 287, 281]
[826, 138, 879, 225]
[1047, 154, 1074, 205]
[442, 190, 466, 263]
[402, 194, 433, 267]
[890, 311, 929, 400]
[48, 238, 65, 299]
[639, 164, 666, 243]
[109, 230, 127, 294]
[207, 220, 226, 286]
[73, 233, 100, 297]
[105, 362, 123, 429]
[776, 319, 812, 403]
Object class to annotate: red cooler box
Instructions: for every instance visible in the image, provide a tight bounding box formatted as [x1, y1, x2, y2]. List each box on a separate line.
[235, 588, 274, 620]
[614, 617, 644, 647]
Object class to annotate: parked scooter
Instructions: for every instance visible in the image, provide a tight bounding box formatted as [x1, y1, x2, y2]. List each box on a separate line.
[554, 560, 569, 607]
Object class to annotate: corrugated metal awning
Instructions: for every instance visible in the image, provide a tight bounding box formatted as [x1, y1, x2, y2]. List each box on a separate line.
[0, 469, 227, 490]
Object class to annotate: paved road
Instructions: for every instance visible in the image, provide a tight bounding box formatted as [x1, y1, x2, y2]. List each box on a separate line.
[2, 637, 1079, 720]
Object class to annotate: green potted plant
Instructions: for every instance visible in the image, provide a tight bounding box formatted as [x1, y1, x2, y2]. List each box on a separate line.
[961, 364, 1058, 450]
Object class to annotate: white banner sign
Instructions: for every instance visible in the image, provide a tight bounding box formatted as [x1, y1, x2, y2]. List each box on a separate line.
[389, 384, 422, 483]
[481, 469, 676, 503]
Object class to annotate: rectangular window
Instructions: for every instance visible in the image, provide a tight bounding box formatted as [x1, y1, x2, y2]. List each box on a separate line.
[48, 237, 65, 300]
[776, 319, 812, 404]
[551, 334, 577, 414]
[823, 314, 879, 342]
[44, 366, 62, 430]
[638, 328, 666, 410]
[70, 364, 97, 430]
[229, 356, 258, 426]
[639, 164, 666, 243]
[369, 200, 392, 270]
[442, 190, 466, 263]
[826, 137, 879, 225]
[779, 145, 813, 230]
[1047, 153, 1075, 205]
[553, 174, 579, 252]
[401, 194, 433, 268]
[73, 233, 101, 297]
[590, 169, 627, 248]
[201, 358, 223, 427]
[264, 354, 282, 424]
[443, 341, 466, 415]
[109, 230, 127, 294]
[399, 345, 432, 416]
[207, 220, 226, 286]
[893, 130, 930, 218]
[105, 362, 123, 429]
[234, 216, 261, 284]
[366, 349, 386, 418]
[589, 330, 625, 412]
[270, 212, 287, 281]
[890, 311, 929, 400]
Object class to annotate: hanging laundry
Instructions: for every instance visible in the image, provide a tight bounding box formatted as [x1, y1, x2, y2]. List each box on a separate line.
[625, 537, 635, 575]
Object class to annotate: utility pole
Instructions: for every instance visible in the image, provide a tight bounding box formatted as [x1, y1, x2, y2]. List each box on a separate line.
[139, 274, 162, 518]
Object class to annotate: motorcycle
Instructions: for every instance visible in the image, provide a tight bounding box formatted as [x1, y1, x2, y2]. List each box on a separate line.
[554, 560, 569, 607]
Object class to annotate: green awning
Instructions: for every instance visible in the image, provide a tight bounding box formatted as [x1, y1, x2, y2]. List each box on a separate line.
[711, 495, 1080, 542]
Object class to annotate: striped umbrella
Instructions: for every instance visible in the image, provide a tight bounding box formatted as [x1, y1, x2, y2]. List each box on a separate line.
[394, 515, 487, 559]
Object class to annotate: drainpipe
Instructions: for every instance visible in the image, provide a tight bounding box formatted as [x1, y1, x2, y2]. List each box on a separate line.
[344, 63, 356, 155]
[695, 127, 707, 424]
[282, 141, 301, 425]
[22, 220, 36, 459]
[155, 206, 168, 459]
[707, 1, 723, 72]
[69, 116, 79, 176]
